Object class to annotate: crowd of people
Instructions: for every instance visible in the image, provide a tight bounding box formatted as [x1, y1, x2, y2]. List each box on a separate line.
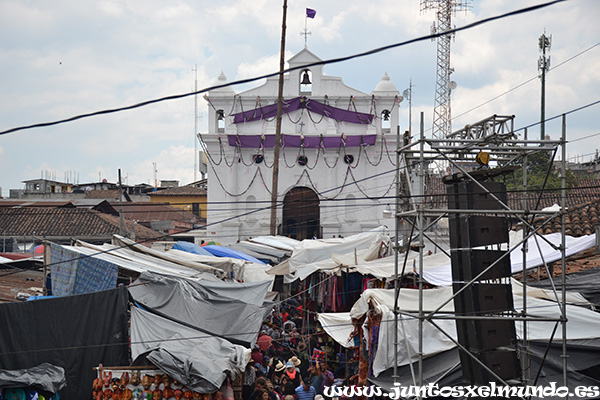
[242, 303, 352, 400]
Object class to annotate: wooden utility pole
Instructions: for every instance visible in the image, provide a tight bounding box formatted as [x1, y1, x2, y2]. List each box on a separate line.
[118, 169, 124, 236]
[270, 0, 288, 235]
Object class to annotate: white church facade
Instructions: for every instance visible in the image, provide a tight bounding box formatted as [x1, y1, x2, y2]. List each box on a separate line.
[201, 48, 402, 244]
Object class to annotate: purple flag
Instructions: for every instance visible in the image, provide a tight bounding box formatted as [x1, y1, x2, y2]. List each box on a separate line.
[306, 8, 316, 18]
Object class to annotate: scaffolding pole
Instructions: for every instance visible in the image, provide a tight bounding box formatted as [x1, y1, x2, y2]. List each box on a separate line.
[395, 115, 570, 390]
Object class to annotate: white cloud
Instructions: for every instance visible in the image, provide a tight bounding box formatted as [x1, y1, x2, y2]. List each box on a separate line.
[0, 0, 598, 195]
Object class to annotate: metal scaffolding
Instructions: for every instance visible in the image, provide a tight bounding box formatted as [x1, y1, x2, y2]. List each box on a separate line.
[392, 112, 569, 388]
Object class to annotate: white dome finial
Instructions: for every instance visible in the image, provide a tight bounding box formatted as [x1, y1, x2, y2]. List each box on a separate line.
[372, 72, 398, 94]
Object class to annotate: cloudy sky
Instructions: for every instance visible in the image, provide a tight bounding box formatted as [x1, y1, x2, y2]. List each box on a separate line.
[0, 0, 598, 197]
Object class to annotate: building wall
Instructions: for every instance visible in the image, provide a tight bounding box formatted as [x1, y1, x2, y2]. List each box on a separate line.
[149, 195, 207, 219]
[202, 48, 401, 244]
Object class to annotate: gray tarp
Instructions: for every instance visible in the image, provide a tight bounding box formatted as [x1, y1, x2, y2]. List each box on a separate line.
[128, 272, 272, 346]
[0, 363, 66, 393]
[185, 278, 272, 306]
[130, 306, 249, 393]
[127, 272, 274, 392]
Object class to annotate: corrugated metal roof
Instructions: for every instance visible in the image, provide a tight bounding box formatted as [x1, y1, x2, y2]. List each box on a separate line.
[148, 186, 207, 196]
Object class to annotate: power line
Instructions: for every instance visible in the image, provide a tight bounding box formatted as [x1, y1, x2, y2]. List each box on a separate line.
[0, 0, 567, 137]
[454, 41, 600, 122]
[515, 98, 600, 134]
[0, 291, 582, 357]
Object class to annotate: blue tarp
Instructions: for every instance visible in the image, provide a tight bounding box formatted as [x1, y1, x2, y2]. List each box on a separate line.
[171, 241, 213, 256]
[26, 295, 57, 301]
[202, 245, 266, 264]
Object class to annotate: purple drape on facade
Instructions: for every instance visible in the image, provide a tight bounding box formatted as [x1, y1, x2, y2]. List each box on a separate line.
[232, 97, 374, 125]
[227, 134, 377, 148]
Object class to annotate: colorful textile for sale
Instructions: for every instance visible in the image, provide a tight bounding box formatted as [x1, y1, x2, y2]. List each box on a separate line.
[50, 242, 118, 296]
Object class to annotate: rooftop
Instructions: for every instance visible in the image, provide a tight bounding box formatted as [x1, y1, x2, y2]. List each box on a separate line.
[148, 186, 207, 197]
[0, 207, 161, 242]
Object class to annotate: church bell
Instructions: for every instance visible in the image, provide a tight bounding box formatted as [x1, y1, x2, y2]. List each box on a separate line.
[301, 70, 312, 85]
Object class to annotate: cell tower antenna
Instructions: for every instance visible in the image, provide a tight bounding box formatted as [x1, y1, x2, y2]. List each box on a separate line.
[420, 0, 471, 138]
[538, 32, 551, 141]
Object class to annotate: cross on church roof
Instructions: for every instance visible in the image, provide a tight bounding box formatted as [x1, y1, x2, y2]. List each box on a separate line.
[301, 8, 315, 48]
[300, 28, 311, 48]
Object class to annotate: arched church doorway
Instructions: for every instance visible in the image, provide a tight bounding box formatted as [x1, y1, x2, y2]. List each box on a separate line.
[282, 187, 320, 240]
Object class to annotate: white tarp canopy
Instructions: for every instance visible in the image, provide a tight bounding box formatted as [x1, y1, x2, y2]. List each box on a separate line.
[249, 236, 300, 252]
[235, 240, 291, 259]
[242, 262, 275, 286]
[269, 228, 390, 282]
[165, 248, 247, 275]
[112, 235, 226, 274]
[74, 237, 276, 283]
[318, 281, 600, 377]
[330, 232, 596, 286]
[423, 232, 596, 286]
[165, 248, 274, 283]
[68, 242, 221, 280]
[287, 227, 388, 270]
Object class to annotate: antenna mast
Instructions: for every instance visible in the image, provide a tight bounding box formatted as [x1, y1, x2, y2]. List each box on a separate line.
[153, 162, 158, 188]
[538, 32, 551, 141]
[421, 0, 470, 138]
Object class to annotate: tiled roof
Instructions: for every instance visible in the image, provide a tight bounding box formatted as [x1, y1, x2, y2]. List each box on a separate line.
[0, 199, 117, 215]
[0, 208, 161, 241]
[515, 250, 600, 281]
[531, 199, 600, 237]
[424, 176, 600, 211]
[148, 186, 207, 197]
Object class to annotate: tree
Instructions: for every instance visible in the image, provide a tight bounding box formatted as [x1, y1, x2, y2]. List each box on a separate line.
[502, 150, 575, 193]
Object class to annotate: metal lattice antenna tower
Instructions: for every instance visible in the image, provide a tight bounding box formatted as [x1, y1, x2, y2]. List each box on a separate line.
[421, 0, 471, 138]
[538, 32, 551, 141]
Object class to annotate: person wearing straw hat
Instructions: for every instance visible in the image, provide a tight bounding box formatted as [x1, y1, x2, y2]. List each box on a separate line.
[274, 360, 286, 374]
[271, 360, 286, 387]
[288, 356, 301, 370]
[272, 361, 286, 398]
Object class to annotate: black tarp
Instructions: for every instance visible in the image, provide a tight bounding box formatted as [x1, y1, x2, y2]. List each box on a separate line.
[529, 267, 600, 308]
[0, 287, 129, 400]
